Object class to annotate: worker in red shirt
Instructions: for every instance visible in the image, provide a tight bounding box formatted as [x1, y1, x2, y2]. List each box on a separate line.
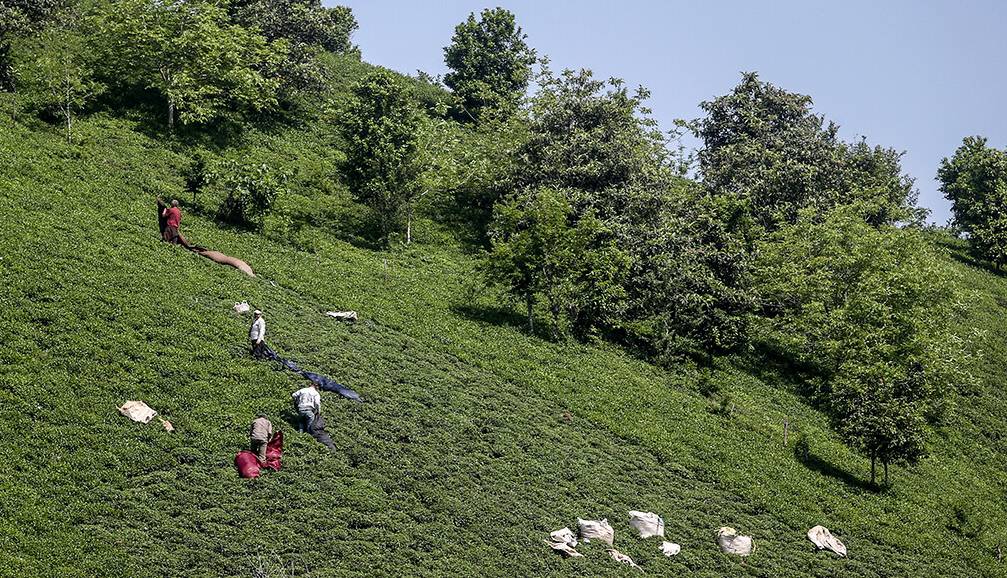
[161, 199, 183, 244]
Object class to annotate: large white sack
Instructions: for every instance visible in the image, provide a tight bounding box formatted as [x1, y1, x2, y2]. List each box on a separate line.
[578, 518, 615, 546]
[717, 527, 754, 556]
[628, 510, 665, 539]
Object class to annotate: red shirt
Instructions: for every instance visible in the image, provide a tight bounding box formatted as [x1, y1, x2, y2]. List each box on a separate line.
[165, 207, 181, 228]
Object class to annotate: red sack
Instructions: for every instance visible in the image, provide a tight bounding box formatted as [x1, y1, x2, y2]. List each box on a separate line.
[235, 430, 283, 478]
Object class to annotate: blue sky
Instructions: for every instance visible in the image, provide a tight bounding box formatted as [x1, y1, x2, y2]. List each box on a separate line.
[329, 0, 1007, 224]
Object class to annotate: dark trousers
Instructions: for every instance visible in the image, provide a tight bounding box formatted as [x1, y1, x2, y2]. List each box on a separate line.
[251, 340, 267, 358]
[250, 438, 267, 462]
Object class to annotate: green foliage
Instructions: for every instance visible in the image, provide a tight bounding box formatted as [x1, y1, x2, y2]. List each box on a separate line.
[231, 0, 357, 54]
[484, 188, 629, 338]
[0, 0, 69, 91]
[341, 68, 426, 242]
[755, 207, 972, 483]
[443, 8, 535, 120]
[17, 16, 103, 143]
[93, 0, 287, 129]
[230, 1, 358, 96]
[212, 160, 288, 231]
[696, 72, 921, 232]
[938, 136, 1007, 269]
[517, 66, 666, 202]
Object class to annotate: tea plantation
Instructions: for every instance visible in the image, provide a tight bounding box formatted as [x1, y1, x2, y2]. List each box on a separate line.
[2, 115, 1006, 577]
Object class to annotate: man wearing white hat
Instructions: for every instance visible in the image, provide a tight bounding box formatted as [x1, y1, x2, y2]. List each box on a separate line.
[249, 310, 266, 357]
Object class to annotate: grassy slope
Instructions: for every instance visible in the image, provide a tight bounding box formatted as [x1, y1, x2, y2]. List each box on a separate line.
[2, 115, 1006, 578]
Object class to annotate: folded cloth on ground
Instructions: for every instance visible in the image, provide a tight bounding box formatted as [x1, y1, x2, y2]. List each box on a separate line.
[544, 527, 582, 558]
[118, 401, 157, 424]
[261, 345, 362, 402]
[660, 541, 681, 556]
[807, 525, 847, 557]
[606, 549, 643, 572]
[325, 311, 358, 322]
[717, 527, 754, 556]
[578, 518, 615, 546]
[235, 430, 283, 478]
[629, 510, 665, 539]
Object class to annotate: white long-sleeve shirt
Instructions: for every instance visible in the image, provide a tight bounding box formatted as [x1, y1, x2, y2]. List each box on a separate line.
[292, 387, 321, 414]
[249, 317, 266, 342]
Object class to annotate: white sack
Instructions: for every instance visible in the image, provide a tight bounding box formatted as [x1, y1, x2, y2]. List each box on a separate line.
[807, 525, 847, 557]
[628, 510, 665, 539]
[717, 527, 754, 556]
[578, 518, 615, 546]
[660, 541, 681, 556]
[233, 301, 250, 313]
[118, 400, 157, 424]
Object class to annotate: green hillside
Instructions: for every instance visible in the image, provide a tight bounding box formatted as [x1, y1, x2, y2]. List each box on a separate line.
[2, 111, 1006, 577]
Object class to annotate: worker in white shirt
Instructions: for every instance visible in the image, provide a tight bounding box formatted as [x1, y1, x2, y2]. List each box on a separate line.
[291, 383, 321, 433]
[249, 309, 266, 358]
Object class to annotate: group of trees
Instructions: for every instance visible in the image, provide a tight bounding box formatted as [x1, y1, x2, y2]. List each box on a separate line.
[3, 3, 975, 486]
[1, 0, 358, 139]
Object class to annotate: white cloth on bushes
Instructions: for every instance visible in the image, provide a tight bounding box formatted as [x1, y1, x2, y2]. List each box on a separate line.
[606, 549, 643, 572]
[660, 541, 681, 556]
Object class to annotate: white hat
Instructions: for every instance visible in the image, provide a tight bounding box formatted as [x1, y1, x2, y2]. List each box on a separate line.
[254, 309, 262, 316]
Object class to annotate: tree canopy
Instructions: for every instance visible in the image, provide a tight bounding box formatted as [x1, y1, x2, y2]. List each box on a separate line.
[443, 7, 535, 120]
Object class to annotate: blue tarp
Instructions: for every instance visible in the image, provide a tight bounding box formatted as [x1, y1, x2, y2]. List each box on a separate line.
[262, 345, 362, 402]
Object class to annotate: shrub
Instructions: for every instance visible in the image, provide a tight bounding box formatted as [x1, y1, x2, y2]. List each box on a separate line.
[212, 160, 287, 231]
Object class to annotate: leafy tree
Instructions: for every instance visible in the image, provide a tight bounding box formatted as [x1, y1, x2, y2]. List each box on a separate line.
[229, 1, 358, 95]
[19, 15, 103, 143]
[94, 0, 287, 130]
[484, 187, 628, 338]
[622, 187, 755, 360]
[755, 207, 970, 484]
[937, 136, 1007, 269]
[212, 160, 288, 231]
[0, 0, 69, 92]
[230, 0, 357, 53]
[516, 66, 666, 206]
[341, 69, 426, 243]
[443, 8, 535, 120]
[696, 73, 921, 232]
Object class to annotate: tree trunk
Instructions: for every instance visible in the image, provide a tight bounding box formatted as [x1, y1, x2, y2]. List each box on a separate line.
[883, 460, 889, 486]
[168, 100, 175, 132]
[64, 61, 72, 144]
[870, 451, 877, 486]
[526, 292, 534, 333]
[406, 204, 413, 245]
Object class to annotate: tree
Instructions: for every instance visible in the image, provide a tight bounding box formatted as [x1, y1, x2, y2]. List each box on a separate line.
[0, 0, 69, 92]
[443, 8, 535, 120]
[937, 136, 1007, 269]
[211, 160, 288, 231]
[755, 207, 970, 484]
[484, 187, 628, 338]
[20, 16, 103, 143]
[94, 0, 287, 130]
[695, 73, 921, 232]
[229, 1, 358, 95]
[341, 69, 425, 243]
